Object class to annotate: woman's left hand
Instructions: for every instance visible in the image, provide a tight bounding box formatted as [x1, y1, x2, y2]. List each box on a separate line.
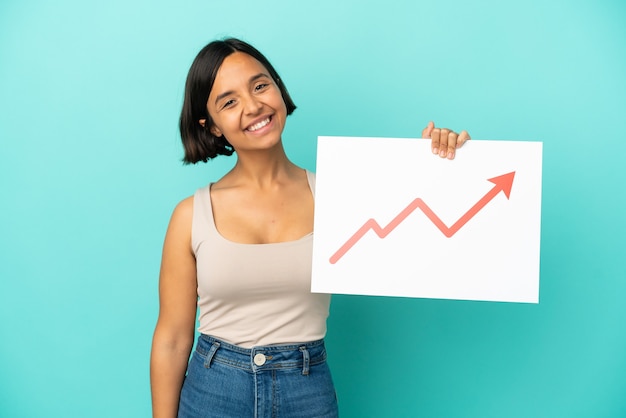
[421, 121, 471, 160]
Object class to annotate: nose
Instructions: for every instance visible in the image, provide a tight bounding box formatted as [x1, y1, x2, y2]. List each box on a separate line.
[242, 93, 262, 115]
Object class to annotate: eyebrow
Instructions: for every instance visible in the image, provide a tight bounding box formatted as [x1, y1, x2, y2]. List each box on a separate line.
[214, 72, 271, 105]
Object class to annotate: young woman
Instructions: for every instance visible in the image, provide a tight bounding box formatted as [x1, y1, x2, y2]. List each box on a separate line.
[150, 38, 470, 418]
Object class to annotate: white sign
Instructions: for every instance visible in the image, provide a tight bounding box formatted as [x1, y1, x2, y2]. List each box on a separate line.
[311, 137, 543, 303]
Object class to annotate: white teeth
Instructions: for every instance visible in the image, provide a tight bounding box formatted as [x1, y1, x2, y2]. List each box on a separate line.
[247, 117, 270, 132]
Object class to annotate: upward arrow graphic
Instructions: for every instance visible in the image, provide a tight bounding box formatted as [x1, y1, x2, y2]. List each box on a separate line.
[329, 171, 516, 264]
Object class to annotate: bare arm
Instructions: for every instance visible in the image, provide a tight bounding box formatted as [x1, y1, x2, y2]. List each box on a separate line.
[150, 197, 198, 418]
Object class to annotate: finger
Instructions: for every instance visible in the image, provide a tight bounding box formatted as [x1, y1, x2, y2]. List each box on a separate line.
[446, 131, 459, 160]
[438, 128, 450, 158]
[431, 128, 441, 154]
[456, 130, 471, 148]
[421, 121, 435, 139]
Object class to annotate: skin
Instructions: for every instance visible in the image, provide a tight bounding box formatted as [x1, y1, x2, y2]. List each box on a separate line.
[149, 51, 470, 417]
[422, 121, 471, 160]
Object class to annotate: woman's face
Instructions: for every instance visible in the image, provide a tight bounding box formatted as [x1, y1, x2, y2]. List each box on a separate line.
[205, 52, 287, 154]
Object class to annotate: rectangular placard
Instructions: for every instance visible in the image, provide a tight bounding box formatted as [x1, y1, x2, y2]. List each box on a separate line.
[311, 137, 543, 303]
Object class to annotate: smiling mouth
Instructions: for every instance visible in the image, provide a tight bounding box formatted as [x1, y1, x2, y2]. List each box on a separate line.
[246, 116, 272, 132]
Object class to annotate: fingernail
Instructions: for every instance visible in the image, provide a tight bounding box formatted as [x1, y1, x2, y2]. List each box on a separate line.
[448, 151, 454, 159]
[440, 149, 446, 157]
[432, 147, 439, 154]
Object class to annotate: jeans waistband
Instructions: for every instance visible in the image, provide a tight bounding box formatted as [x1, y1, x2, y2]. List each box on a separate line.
[196, 334, 327, 375]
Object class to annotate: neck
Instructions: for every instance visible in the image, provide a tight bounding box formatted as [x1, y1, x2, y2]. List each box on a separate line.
[228, 144, 300, 188]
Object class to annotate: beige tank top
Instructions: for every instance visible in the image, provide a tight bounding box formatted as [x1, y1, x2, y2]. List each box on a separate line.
[191, 170, 330, 348]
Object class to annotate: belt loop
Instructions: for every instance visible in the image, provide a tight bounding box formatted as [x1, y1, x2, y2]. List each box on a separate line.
[299, 346, 310, 376]
[204, 341, 221, 369]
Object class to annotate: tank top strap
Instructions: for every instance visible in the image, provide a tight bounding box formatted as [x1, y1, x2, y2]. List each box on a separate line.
[306, 170, 315, 198]
[191, 184, 219, 254]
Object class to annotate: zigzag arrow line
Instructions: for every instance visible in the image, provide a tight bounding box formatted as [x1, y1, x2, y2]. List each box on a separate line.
[329, 171, 516, 264]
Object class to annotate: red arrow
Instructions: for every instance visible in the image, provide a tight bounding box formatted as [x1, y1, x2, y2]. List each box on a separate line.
[329, 171, 516, 264]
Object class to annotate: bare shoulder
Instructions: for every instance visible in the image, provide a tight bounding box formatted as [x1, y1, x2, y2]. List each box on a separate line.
[169, 194, 194, 227]
[162, 195, 195, 253]
[172, 195, 194, 220]
[160, 195, 196, 286]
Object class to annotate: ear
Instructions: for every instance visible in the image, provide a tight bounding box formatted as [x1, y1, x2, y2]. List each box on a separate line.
[199, 119, 223, 137]
[210, 125, 222, 137]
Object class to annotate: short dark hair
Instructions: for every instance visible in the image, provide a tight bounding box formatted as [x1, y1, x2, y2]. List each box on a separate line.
[179, 38, 297, 164]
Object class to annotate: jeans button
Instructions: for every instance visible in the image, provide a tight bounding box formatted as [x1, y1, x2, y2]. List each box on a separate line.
[253, 353, 266, 366]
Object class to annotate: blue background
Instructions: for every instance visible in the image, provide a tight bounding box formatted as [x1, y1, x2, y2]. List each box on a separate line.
[1, 1, 625, 417]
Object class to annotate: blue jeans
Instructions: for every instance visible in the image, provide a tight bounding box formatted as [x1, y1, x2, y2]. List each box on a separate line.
[178, 335, 339, 418]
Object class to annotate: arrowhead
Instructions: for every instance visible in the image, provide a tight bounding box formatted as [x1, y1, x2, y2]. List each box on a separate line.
[487, 172, 516, 199]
